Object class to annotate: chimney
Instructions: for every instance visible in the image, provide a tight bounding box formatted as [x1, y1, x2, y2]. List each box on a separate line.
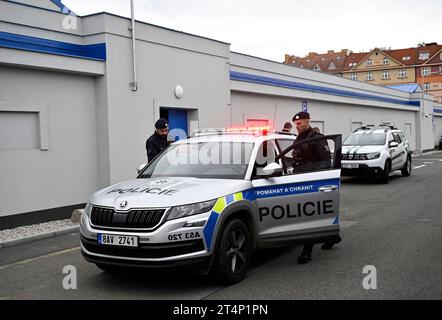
[308, 52, 317, 57]
[284, 54, 291, 63]
[327, 50, 334, 54]
[341, 49, 349, 55]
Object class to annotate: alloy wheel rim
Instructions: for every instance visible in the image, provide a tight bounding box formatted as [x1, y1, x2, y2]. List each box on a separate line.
[226, 229, 247, 274]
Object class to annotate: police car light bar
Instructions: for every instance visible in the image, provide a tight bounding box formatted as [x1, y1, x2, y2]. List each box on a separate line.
[192, 126, 273, 137]
[225, 125, 272, 133]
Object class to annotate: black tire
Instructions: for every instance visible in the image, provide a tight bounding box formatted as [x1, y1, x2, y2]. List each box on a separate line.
[212, 219, 252, 285]
[380, 160, 391, 184]
[401, 155, 412, 177]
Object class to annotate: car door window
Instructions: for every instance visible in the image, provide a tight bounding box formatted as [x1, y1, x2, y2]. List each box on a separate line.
[388, 133, 395, 146]
[276, 135, 340, 175]
[393, 132, 402, 144]
[275, 139, 295, 174]
[252, 140, 280, 179]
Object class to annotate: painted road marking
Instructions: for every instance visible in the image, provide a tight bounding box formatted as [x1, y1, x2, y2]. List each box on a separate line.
[413, 165, 426, 169]
[0, 247, 80, 270]
[424, 162, 434, 164]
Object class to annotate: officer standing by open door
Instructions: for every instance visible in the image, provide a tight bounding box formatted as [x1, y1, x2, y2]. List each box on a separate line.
[291, 111, 341, 264]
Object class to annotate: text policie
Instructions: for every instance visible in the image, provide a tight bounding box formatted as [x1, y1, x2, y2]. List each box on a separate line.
[258, 200, 334, 221]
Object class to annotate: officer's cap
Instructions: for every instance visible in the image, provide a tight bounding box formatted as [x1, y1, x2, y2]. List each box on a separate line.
[292, 111, 310, 121]
[155, 118, 168, 129]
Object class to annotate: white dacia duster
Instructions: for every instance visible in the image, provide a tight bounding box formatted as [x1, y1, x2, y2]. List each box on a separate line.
[341, 125, 412, 183]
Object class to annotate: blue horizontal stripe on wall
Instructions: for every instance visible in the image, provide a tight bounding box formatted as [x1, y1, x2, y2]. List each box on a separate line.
[434, 108, 442, 114]
[230, 71, 420, 108]
[50, 0, 74, 14]
[0, 31, 106, 61]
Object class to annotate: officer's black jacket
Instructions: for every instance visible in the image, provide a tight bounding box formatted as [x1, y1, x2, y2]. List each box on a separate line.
[146, 132, 168, 163]
[292, 126, 331, 172]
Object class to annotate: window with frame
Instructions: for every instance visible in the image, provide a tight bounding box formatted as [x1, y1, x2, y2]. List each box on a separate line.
[422, 67, 431, 76]
[313, 64, 321, 71]
[366, 72, 373, 80]
[382, 70, 390, 79]
[383, 58, 389, 64]
[398, 69, 407, 78]
[419, 52, 430, 60]
[350, 73, 357, 80]
[439, 66, 442, 75]
[366, 59, 373, 67]
[423, 83, 430, 91]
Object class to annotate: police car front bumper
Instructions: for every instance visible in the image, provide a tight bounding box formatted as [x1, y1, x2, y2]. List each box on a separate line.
[341, 163, 384, 176]
[80, 210, 213, 269]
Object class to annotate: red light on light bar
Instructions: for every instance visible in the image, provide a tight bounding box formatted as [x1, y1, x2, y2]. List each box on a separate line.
[224, 126, 272, 134]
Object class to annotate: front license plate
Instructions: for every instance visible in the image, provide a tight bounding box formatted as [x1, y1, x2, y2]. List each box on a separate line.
[343, 163, 359, 169]
[98, 233, 138, 247]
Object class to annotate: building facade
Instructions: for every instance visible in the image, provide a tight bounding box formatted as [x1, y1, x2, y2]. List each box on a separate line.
[285, 43, 442, 103]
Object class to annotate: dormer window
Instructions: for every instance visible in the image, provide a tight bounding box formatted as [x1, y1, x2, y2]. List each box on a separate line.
[419, 52, 430, 60]
[313, 64, 321, 71]
[329, 62, 336, 70]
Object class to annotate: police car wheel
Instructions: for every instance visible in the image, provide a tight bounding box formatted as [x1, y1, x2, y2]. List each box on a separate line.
[401, 156, 412, 177]
[213, 219, 251, 284]
[380, 160, 391, 184]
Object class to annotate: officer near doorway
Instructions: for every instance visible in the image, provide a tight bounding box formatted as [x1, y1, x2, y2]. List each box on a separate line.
[291, 111, 341, 264]
[146, 118, 169, 163]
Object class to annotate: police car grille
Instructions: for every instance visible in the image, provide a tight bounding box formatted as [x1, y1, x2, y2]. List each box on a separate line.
[91, 207, 165, 229]
[91, 207, 114, 226]
[127, 209, 165, 228]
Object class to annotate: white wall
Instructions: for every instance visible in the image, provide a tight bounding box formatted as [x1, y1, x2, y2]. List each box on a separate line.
[0, 66, 99, 217]
[231, 92, 417, 150]
[100, 15, 231, 184]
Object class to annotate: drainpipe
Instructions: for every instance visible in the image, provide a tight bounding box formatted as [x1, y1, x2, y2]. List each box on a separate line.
[129, 0, 138, 91]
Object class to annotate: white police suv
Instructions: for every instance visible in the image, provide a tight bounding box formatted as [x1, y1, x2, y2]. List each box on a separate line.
[80, 127, 342, 284]
[341, 125, 412, 183]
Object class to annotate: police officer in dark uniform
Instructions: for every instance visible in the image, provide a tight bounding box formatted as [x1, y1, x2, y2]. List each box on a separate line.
[146, 118, 169, 163]
[282, 122, 292, 133]
[291, 111, 340, 264]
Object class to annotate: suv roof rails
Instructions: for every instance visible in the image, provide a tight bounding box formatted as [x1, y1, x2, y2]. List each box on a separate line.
[352, 125, 374, 133]
[379, 123, 398, 130]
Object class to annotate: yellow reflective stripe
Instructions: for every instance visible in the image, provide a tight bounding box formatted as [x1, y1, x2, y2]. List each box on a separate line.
[212, 197, 227, 214]
[233, 192, 243, 201]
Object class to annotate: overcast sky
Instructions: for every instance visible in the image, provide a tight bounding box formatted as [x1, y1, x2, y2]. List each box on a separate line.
[63, 0, 442, 62]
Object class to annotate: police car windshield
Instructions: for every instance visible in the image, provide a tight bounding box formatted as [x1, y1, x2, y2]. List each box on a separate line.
[138, 141, 254, 179]
[343, 133, 386, 146]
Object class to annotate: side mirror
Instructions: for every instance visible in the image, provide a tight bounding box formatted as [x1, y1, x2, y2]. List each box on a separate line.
[261, 162, 283, 177]
[137, 163, 147, 174]
[389, 141, 399, 148]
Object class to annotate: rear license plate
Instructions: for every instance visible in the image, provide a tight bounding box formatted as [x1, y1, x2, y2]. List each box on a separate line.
[98, 233, 138, 247]
[343, 163, 359, 169]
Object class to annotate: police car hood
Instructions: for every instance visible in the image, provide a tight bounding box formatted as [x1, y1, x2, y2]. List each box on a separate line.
[89, 177, 251, 209]
[342, 145, 384, 154]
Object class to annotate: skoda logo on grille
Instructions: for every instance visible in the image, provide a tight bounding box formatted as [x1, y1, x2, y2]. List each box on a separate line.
[120, 200, 128, 209]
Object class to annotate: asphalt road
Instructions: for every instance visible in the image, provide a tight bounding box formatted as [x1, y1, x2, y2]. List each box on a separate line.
[1, 151, 441, 300]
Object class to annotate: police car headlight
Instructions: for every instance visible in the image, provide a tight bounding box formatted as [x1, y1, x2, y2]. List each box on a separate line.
[366, 152, 380, 160]
[167, 199, 217, 221]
